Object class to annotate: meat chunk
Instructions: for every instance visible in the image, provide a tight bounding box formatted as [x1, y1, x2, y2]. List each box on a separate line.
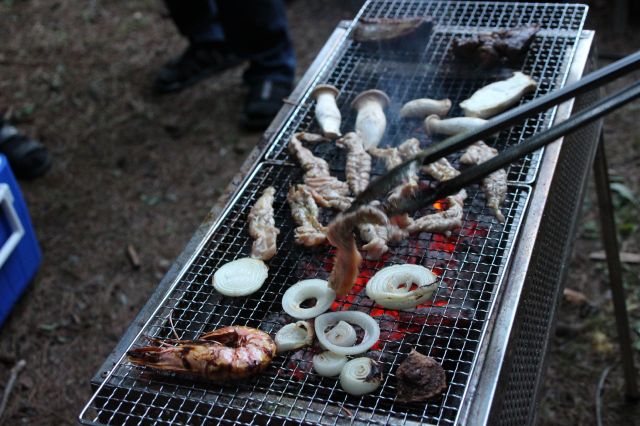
[336, 132, 372, 196]
[396, 349, 447, 402]
[460, 141, 507, 223]
[287, 184, 327, 247]
[248, 186, 279, 260]
[327, 206, 387, 296]
[288, 132, 352, 210]
[452, 25, 540, 67]
[406, 190, 467, 236]
[421, 158, 460, 182]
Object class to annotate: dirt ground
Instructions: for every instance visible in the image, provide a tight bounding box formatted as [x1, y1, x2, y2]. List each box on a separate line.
[0, 1, 638, 425]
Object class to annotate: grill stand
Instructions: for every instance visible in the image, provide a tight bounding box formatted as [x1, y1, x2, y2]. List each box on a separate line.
[593, 130, 640, 401]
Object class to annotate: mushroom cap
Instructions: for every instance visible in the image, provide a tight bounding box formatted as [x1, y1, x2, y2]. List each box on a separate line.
[312, 84, 340, 99]
[351, 89, 390, 110]
[423, 114, 439, 136]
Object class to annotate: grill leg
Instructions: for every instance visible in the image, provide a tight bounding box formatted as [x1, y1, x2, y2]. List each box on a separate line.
[593, 130, 639, 401]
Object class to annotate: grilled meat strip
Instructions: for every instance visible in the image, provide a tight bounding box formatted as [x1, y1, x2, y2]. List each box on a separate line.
[422, 157, 461, 182]
[353, 17, 428, 42]
[327, 206, 387, 296]
[459, 141, 507, 223]
[248, 186, 279, 261]
[287, 184, 327, 247]
[407, 190, 467, 236]
[336, 132, 372, 196]
[288, 132, 352, 210]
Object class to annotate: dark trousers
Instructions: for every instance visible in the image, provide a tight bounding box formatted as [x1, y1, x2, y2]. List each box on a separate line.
[164, 0, 296, 85]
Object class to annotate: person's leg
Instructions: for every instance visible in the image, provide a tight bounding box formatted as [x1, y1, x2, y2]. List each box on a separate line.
[154, 0, 243, 94]
[216, 0, 296, 129]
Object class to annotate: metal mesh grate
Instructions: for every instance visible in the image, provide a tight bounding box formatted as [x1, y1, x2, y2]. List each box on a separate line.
[265, 1, 586, 184]
[82, 163, 530, 426]
[81, 2, 588, 425]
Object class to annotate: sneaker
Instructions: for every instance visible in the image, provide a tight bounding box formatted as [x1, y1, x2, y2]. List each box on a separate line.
[0, 120, 52, 180]
[153, 43, 243, 94]
[240, 80, 293, 130]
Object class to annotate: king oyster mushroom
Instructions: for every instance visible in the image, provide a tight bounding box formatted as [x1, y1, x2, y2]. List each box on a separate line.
[351, 89, 390, 151]
[424, 114, 488, 136]
[399, 98, 452, 119]
[312, 84, 342, 139]
[459, 71, 537, 119]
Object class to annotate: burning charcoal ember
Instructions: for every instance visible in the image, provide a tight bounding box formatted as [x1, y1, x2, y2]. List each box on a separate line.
[283, 348, 317, 382]
[406, 190, 467, 236]
[452, 25, 540, 67]
[421, 158, 460, 182]
[351, 90, 390, 151]
[336, 132, 372, 196]
[288, 132, 352, 210]
[327, 206, 388, 296]
[459, 72, 537, 119]
[460, 141, 507, 223]
[248, 186, 279, 261]
[395, 349, 447, 402]
[287, 184, 327, 246]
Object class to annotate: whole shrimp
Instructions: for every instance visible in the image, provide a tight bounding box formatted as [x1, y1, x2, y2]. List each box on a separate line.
[127, 326, 277, 381]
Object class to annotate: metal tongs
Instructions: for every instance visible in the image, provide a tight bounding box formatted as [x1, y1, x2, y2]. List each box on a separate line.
[349, 50, 640, 216]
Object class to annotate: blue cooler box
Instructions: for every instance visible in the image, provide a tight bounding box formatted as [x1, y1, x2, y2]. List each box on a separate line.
[0, 154, 42, 327]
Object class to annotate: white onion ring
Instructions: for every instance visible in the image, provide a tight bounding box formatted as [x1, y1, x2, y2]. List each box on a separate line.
[282, 279, 336, 319]
[339, 357, 383, 395]
[313, 351, 348, 377]
[275, 321, 314, 353]
[212, 257, 268, 297]
[325, 321, 357, 347]
[365, 264, 437, 310]
[314, 311, 380, 355]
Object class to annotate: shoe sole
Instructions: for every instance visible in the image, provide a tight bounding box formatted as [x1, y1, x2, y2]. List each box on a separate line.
[153, 59, 243, 94]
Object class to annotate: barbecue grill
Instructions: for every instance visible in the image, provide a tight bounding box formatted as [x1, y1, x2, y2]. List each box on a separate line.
[79, 2, 626, 425]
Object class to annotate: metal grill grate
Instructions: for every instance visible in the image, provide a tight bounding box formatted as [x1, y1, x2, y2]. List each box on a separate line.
[265, 1, 586, 184]
[81, 2, 588, 425]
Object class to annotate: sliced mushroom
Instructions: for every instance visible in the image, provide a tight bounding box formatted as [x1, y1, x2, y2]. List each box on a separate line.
[312, 84, 342, 139]
[399, 98, 451, 119]
[424, 115, 488, 136]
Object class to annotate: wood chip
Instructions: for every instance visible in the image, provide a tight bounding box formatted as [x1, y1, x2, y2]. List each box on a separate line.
[563, 288, 589, 306]
[126, 244, 141, 269]
[589, 251, 640, 264]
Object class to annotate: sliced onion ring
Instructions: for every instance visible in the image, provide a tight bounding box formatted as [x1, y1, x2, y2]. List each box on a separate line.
[325, 321, 357, 347]
[212, 257, 268, 297]
[282, 279, 336, 319]
[313, 351, 348, 377]
[275, 321, 314, 353]
[339, 357, 383, 395]
[365, 264, 437, 310]
[315, 311, 380, 356]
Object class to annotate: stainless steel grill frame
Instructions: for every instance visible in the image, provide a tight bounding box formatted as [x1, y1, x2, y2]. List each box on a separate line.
[80, 2, 596, 425]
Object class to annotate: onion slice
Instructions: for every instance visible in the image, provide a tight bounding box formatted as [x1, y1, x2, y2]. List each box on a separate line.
[282, 279, 336, 319]
[339, 357, 383, 395]
[365, 264, 437, 310]
[315, 311, 380, 355]
[325, 321, 357, 347]
[212, 257, 268, 297]
[313, 351, 348, 377]
[275, 321, 314, 353]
